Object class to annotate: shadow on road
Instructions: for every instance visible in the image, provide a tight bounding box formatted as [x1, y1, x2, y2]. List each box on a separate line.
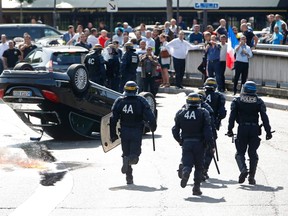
[43, 140, 101, 150]
[201, 178, 238, 189]
[185, 195, 226, 203]
[240, 184, 284, 192]
[109, 185, 168, 192]
[142, 134, 162, 140]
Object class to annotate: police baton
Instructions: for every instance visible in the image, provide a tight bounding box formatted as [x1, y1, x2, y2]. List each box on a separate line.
[152, 131, 156, 151]
[214, 140, 219, 161]
[213, 154, 220, 174]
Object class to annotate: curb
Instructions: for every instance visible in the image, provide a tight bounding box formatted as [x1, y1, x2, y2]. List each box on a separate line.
[157, 86, 288, 111]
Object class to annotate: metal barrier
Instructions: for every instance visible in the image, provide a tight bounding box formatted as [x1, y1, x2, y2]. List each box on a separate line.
[184, 46, 288, 88]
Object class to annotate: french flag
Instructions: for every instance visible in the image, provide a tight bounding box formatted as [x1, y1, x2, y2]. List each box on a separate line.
[226, 26, 239, 69]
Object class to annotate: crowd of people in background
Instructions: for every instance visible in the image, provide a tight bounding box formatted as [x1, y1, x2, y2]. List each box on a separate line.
[0, 13, 287, 95]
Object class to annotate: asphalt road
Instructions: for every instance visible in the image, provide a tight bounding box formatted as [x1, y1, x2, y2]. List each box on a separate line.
[0, 93, 287, 216]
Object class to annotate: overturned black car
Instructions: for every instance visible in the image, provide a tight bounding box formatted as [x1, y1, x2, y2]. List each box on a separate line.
[0, 64, 157, 140]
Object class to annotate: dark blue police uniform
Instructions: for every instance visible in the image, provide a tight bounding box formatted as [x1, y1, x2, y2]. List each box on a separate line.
[110, 83, 156, 184]
[84, 49, 106, 85]
[172, 93, 213, 195]
[203, 87, 226, 177]
[119, 48, 139, 92]
[228, 83, 272, 185]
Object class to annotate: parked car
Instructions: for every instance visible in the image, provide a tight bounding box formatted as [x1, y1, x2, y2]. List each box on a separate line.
[19, 46, 89, 72]
[0, 64, 157, 140]
[0, 23, 62, 41]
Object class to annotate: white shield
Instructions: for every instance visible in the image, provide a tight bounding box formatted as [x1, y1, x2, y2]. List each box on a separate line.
[100, 112, 121, 153]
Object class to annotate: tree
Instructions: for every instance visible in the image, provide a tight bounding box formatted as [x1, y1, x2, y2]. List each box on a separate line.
[166, 0, 173, 21]
[17, 0, 35, 23]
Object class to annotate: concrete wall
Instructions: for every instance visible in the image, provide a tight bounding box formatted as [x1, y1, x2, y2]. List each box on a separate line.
[184, 48, 288, 88]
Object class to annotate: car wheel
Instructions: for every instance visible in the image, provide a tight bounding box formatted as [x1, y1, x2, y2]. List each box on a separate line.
[13, 63, 34, 70]
[67, 64, 89, 94]
[139, 92, 157, 134]
[139, 92, 156, 114]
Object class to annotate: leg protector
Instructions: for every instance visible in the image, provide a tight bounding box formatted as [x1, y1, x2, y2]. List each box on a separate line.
[126, 165, 133, 184]
[248, 159, 258, 185]
[177, 163, 183, 179]
[121, 156, 129, 174]
[235, 153, 248, 183]
[181, 166, 191, 188]
[192, 181, 202, 196]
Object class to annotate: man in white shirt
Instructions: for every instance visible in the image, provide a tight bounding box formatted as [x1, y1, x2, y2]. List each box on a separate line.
[135, 40, 147, 91]
[219, 34, 228, 92]
[67, 24, 83, 45]
[145, 30, 155, 52]
[233, 35, 253, 95]
[170, 18, 178, 38]
[0, 34, 9, 74]
[166, 30, 197, 89]
[87, 28, 99, 47]
[112, 28, 124, 46]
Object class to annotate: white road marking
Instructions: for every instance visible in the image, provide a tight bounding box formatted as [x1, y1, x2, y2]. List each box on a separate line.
[9, 170, 73, 216]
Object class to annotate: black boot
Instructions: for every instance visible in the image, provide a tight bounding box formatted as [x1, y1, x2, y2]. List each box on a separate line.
[180, 171, 190, 188]
[248, 160, 258, 185]
[121, 156, 129, 174]
[177, 163, 183, 179]
[235, 153, 248, 183]
[126, 165, 133, 184]
[238, 171, 249, 183]
[192, 182, 202, 196]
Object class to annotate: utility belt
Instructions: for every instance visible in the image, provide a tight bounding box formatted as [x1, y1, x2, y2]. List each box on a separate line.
[121, 121, 143, 128]
[239, 122, 258, 126]
[183, 138, 202, 142]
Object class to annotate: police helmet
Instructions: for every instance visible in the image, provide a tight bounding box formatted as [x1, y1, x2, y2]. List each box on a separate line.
[123, 81, 139, 96]
[204, 77, 217, 90]
[241, 81, 257, 95]
[186, 93, 201, 107]
[93, 44, 103, 50]
[124, 42, 135, 51]
[197, 90, 206, 102]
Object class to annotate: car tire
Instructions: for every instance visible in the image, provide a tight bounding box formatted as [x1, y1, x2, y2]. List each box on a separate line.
[139, 92, 157, 134]
[13, 63, 34, 70]
[67, 64, 89, 94]
[140, 92, 157, 114]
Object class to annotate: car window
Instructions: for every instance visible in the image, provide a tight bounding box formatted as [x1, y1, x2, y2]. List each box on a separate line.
[44, 28, 61, 37]
[52, 52, 86, 66]
[31, 50, 43, 63]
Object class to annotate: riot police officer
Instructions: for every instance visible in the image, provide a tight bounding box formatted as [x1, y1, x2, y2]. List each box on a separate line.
[110, 81, 157, 184]
[177, 90, 216, 181]
[84, 44, 106, 85]
[119, 42, 139, 92]
[172, 93, 214, 195]
[203, 77, 226, 179]
[227, 81, 273, 185]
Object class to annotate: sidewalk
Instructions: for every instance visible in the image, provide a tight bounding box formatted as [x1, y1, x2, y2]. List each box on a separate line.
[158, 85, 288, 111]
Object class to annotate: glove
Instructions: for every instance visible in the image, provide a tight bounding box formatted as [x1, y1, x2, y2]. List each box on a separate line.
[178, 139, 183, 146]
[150, 123, 157, 132]
[210, 147, 216, 155]
[215, 119, 221, 130]
[266, 132, 272, 140]
[110, 134, 119, 143]
[226, 130, 234, 137]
